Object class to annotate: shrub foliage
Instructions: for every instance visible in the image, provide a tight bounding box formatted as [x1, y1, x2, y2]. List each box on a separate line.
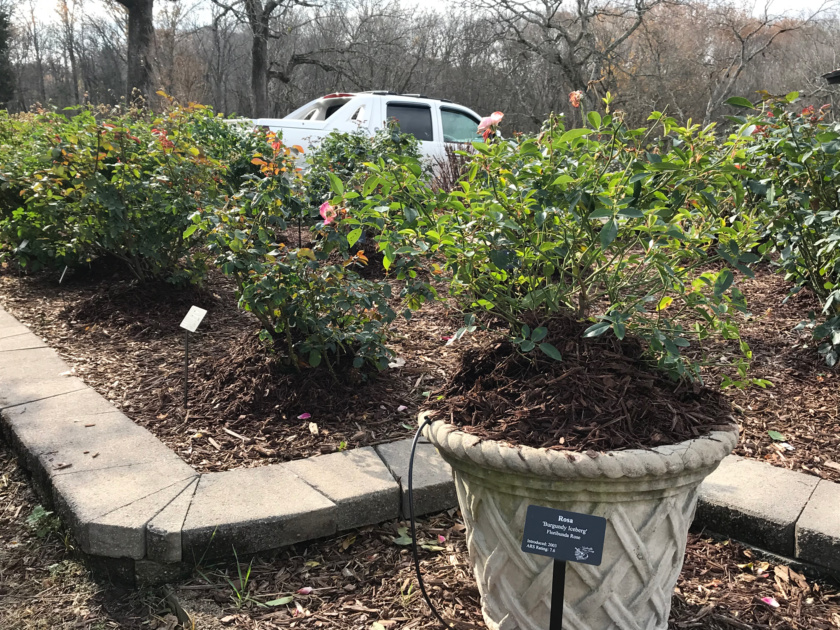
[2, 91, 838, 380]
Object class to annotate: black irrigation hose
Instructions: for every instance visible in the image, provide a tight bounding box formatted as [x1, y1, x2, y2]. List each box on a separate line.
[408, 416, 453, 629]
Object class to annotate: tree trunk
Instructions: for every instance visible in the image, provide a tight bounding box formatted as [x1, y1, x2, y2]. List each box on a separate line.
[58, 1, 81, 104]
[29, 7, 47, 104]
[248, 7, 270, 117]
[119, 0, 156, 103]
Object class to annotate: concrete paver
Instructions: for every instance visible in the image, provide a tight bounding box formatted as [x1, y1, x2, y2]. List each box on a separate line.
[0, 346, 86, 409]
[696, 455, 820, 557]
[2, 388, 186, 493]
[51, 459, 196, 558]
[87, 475, 198, 559]
[376, 438, 458, 518]
[285, 447, 400, 531]
[0, 331, 46, 351]
[147, 478, 200, 564]
[181, 466, 337, 561]
[796, 480, 840, 574]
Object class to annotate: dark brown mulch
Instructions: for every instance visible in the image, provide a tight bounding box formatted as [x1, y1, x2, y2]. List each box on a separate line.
[1, 262, 839, 479]
[722, 270, 840, 482]
[0, 265, 468, 473]
[2, 446, 838, 630]
[426, 315, 735, 452]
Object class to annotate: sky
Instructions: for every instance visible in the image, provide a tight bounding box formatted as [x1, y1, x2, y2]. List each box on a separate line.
[24, 0, 840, 24]
[25, 0, 840, 15]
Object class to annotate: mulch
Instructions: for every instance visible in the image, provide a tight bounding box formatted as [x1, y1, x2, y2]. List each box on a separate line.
[0, 264, 471, 473]
[0, 262, 838, 480]
[1, 447, 838, 630]
[426, 315, 735, 451]
[724, 271, 840, 481]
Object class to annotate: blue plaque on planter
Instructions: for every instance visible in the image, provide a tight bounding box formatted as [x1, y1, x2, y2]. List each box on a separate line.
[521, 505, 607, 566]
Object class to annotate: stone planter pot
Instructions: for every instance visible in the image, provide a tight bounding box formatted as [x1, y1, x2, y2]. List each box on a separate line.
[422, 416, 738, 630]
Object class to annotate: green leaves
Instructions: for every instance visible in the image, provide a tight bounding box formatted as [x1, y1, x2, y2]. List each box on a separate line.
[600, 218, 618, 247]
[327, 172, 345, 196]
[347, 228, 363, 248]
[392, 527, 413, 546]
[584, 321, 612, 337]
[714, 269, 734, 296]
[0, 103, 223, 282]
[726, 96, 754, 109]
[558, 128, 591, 144]
[539, 343, 562, 361]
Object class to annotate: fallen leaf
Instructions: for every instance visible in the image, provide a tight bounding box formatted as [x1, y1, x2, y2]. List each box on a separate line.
[266, 596, 294, 606]
[392, 527, 412, 546]
[768, 430, 786, 441]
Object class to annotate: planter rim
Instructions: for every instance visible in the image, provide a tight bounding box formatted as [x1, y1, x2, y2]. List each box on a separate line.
[420, 412, 739, 481]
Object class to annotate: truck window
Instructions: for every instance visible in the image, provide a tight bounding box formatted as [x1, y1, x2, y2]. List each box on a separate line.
[441, 108, 480, 143]
[386, 104, 433, 141]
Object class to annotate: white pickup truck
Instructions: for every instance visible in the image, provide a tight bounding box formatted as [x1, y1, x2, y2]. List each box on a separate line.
[251, 91, 484, 164]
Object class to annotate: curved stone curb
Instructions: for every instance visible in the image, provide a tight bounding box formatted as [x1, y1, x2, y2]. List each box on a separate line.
[0, 308, 455, 585]
[1, 306, 838, 584]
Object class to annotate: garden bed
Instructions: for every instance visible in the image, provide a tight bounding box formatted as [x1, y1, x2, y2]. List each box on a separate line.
[1, 263, 838, 480]
[0, 265, 479, 473]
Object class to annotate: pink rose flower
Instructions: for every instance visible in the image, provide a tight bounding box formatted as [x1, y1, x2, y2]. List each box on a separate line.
[477, 111, 504, 141]
[319, 201, 337, 225]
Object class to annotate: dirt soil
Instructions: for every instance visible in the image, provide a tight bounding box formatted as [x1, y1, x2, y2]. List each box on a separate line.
[0, 264, 838, 480]
[1, 446, 839, 630]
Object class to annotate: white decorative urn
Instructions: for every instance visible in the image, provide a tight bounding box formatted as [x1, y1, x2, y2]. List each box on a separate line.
[422, 417, 737, 630]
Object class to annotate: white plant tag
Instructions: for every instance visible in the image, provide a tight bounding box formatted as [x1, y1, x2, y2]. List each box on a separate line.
[180, 306, 207, 333]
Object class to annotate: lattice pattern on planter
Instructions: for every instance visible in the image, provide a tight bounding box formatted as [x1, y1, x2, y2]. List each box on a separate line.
[455, 473, 700, 630]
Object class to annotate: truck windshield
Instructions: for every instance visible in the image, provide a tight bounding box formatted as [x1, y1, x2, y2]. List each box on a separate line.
[286, 98, 352, 121]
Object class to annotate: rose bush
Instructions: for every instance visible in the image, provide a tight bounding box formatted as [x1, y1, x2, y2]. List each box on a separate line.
[334, 95, 763, 384]
[196, 131, 400, 373]
[728, 92, 840, 364]
[0, 101, 225, 283]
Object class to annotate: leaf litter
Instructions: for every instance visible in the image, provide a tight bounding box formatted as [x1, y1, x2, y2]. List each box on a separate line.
[2, 447, 838, 629]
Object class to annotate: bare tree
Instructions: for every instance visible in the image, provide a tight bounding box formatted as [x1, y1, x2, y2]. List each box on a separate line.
[57, 0, 83, 103]
[24, 1, 48, 103]
[701, 0, 836, 124]
[0, 0, 13, 106]
[112, 0, 157, 100]
[210, 0, 315, 115]
[471, 0, 667, 107]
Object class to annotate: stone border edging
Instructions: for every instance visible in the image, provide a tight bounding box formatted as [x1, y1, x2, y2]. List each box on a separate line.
[1, 306, 838, 584]
[0, 307, 455, 584]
